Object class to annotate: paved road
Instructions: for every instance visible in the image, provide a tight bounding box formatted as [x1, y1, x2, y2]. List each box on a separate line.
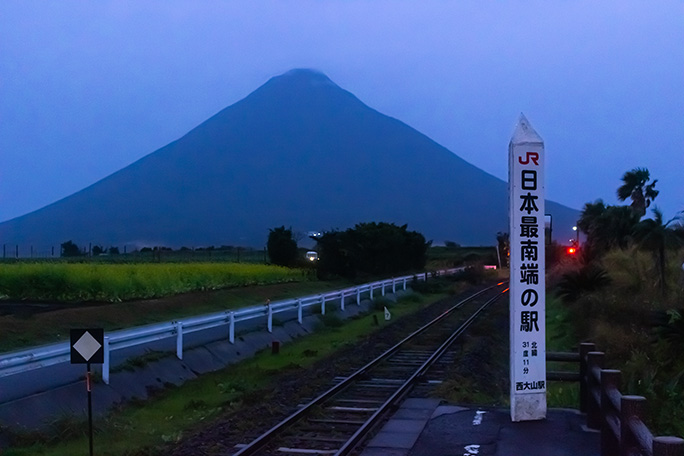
[362, 399, 599, 456]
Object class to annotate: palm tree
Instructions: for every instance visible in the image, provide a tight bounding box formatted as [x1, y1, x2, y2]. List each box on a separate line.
[617, 167, 659, 218]
[632, 208, 683, 295]
[578, 200, 640, 255]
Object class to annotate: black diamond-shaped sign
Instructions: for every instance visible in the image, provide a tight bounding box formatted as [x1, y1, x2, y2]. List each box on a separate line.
[70, 328, 104, 364]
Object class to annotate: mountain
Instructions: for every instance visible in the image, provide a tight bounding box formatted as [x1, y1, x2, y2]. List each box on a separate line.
[0, 69, 579, 253]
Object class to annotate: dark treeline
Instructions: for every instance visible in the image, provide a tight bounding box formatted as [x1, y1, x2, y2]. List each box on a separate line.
[0, 241, 266, 263]
[315, 222, 430, 279]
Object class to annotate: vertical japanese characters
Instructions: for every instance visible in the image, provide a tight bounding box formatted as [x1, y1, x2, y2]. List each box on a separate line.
[513, 151, 545, 392]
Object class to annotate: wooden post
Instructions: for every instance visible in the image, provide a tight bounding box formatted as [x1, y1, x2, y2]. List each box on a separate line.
[653, 436, 684, 456]
[586, 351, 604, 430]
[579, 342, 596, 413]
[600, 369, 621, 455]
[621, 395, 647, 456]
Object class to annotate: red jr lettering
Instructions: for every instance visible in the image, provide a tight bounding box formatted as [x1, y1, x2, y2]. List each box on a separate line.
[518, 152, 539, 165]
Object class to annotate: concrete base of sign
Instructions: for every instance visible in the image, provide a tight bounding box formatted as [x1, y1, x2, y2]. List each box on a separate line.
[511, 392, 547, 422]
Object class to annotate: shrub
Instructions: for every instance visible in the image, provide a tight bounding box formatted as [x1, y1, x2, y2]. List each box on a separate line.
[555, 264, 611, 303]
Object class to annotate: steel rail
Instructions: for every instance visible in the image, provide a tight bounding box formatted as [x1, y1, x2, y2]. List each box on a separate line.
[232, 282, 508, 456]
[336, 288, 508, 455]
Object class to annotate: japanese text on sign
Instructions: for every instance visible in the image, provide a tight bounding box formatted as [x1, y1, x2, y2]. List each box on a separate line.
[510, 146, 546, 395]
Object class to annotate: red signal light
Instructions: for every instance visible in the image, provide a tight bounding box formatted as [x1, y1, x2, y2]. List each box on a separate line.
[566, 247, 577, 255]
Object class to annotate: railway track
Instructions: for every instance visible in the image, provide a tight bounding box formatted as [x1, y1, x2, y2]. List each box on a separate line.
[232, 282, 508, 456]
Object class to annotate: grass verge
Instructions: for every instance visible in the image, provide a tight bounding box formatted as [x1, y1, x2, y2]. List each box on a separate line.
[546, 293, 580, 408]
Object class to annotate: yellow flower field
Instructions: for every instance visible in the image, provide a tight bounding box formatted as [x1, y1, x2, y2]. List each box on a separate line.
[0, 262, 308, 302]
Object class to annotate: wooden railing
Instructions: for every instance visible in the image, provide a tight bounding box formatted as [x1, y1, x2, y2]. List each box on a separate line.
[547, 342, 684, 456]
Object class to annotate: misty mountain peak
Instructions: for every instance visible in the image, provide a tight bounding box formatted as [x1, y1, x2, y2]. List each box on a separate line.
[263, 68, 340, 94]
[282, 68, 334, 84]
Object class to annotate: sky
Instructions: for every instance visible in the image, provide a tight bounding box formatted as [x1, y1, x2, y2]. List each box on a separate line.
[1, 1, 683, 231]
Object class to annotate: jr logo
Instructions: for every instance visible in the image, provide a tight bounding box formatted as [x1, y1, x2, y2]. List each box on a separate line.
[518, 151, 539, 165]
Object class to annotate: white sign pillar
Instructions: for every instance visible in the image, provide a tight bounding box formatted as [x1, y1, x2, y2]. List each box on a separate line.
[509, 114, 546, 421]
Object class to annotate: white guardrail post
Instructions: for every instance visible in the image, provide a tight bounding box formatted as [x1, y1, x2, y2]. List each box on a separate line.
[267, 304, 273, 333]
[297, 298, 303, 324]
[370, 283, 374, 300]
[321, 295, 326, 315]
[403, 277, 407, 290]
[340, 291, 345, 311]
[176, 321, 183, 360]
[229, 312, 235, 344]
[392, 278, 396, 294]
[356, 288, 361, 305]
[382, 281, 386, 296]
[103, 336, 110, 385]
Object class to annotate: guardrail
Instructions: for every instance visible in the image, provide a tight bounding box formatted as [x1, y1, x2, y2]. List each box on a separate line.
[0, 269, 462, 386]
[548, 342, 684, 456]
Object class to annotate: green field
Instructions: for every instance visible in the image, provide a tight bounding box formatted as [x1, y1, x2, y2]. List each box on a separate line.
[0, 262, 309, 302]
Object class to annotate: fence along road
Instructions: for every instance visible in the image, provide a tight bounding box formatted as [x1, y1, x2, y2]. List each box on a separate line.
[0, 269, 461, 403]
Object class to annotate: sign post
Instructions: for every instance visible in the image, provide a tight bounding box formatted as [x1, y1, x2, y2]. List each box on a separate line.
[508, 114, 546, 421]
[71, 328, 104, 456]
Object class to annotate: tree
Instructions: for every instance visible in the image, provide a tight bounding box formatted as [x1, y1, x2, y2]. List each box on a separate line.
[316, 222, 429, 279]
[632, 208, 684, 295]
[60, 240, 82, 257]
[316, 230, 355, 279]
[617, 167, 659, 218]
[350, 222, 429, 275]
[577, 200, 640, 256]
[92, 245, 105, 256]
[267, 226, 298, 267]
